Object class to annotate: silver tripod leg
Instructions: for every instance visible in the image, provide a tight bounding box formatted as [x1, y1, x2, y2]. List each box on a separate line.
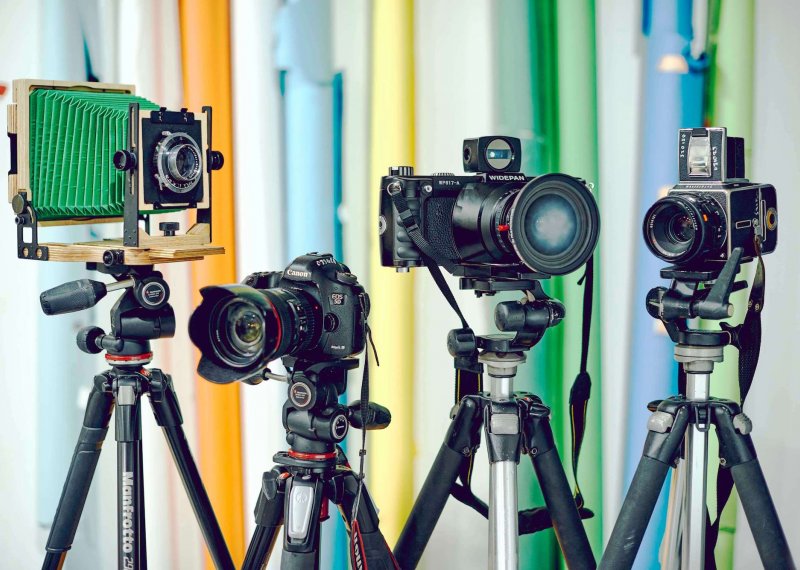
[660, 456, 686, 569]
[682, 371, 710, 570]
[481, 352, 525, 570]
[668, 344, 721, 570]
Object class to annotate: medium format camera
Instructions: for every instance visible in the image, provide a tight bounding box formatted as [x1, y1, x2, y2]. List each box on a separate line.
[189, 253, 369, 384]
[379, 136, 600, 279]
[643, 127, 778, 266]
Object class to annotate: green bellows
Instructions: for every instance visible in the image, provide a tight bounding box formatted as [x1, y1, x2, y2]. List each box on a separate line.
[29, 89, 160, 220]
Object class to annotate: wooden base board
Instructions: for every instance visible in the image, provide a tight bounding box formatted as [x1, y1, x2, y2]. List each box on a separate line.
[26, 240, 224, 265]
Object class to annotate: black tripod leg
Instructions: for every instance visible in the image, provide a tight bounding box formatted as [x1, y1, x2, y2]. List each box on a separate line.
[148, 371, 235, 570]
[524, 404, 596, 568]
[242, 468, 288, 570]
[600, 403, 690, 569]
[339, 466, 398, 569]
[43, 380, 114, 570]
[714, 405, 796, 569]
[393, 396, 483, 569]
[116, 379, 146, 570]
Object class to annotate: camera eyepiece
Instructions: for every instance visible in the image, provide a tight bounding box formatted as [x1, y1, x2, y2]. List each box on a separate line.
[643, 194, 725, 264]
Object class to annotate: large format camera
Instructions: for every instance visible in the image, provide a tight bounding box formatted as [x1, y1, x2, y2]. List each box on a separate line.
[379, 136, 600, 280]
[189, 253, 369, 384]
[643, 127, 778, 266]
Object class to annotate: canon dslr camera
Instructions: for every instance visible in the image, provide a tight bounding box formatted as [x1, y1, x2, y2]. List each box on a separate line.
[644, 127, 777, 266]
[379, 136, 600, 281]
[189, 253, 368, 384]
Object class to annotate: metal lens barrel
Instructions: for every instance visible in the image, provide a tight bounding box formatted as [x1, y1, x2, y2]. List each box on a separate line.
[505, 173, 600, 275]
[643, 194, 724, 264]
[189, 284, 323, 382]
[155, 132, 203, 194]
[452, 173, 599, 275]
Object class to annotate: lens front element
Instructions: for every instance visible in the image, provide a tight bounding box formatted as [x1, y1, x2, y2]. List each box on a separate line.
[228, 304, 264, 351]
[167, 143, 202, 183]
[212, 298, 272, 368]
[508, 174, 600, 275]
[523, 194, 578, 256]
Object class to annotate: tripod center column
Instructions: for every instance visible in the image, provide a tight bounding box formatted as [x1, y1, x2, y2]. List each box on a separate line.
[479, 351, 526, 570]
[480, 351, 525, 400]
[674, 343, 724, 569]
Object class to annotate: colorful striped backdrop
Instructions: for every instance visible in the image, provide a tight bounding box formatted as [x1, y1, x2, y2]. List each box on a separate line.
[1, 1, 800, 569]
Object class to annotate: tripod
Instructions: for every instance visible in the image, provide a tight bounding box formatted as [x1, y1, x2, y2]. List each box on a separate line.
[601, 249, 795, 569]
[394, 284, 596, 569]
[241, 357, 396, 570]
[39, 263, 234, 570]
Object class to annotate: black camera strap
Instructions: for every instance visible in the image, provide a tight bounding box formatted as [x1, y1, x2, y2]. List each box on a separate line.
[349, 314, 390, 569]
[705, 238, 766, 564]
[569, 256, 594, 510]
[387, 187, 487, 511]
[421, 253, 486, 514]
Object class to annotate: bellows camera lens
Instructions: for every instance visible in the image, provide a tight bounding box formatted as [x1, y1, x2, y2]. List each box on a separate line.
[643, 194, 725, 264]
[155, 132, 203, 194]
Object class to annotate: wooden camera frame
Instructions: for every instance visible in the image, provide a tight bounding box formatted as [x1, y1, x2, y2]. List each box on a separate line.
[7, 79, 224, 265]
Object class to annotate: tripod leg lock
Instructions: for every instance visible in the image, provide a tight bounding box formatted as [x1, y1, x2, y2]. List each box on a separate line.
[713, 402, 757, 467]
[642, 402, 690, 465]
[254, 468, 288, 527]
[484, 400, 523, 463]
[147, 370, 184, 427]
[444, 396, 483, 457]
[520, 399, 556, 456]
[647, 411, 674, 433]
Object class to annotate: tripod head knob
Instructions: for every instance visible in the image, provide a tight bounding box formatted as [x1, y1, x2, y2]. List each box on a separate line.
[41, 279, 108, 315]
[77, 326, 105, 354]
[495, 298, 564, 332]
[447, 327, 477, 358]
[347, 401, 392, 430]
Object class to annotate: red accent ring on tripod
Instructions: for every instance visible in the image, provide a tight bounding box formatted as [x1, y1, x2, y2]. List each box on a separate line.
[105, 352, 153, 363]
[288, 449, 337, 461]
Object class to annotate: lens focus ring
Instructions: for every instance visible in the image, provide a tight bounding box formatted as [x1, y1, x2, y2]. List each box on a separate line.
[643, 194, 725, 264]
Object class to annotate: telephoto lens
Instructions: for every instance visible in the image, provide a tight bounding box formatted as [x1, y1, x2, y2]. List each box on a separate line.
[189, 253, 369, 384]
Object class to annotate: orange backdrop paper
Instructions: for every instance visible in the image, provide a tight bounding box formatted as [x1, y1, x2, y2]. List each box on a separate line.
[179, 0, 245, 566]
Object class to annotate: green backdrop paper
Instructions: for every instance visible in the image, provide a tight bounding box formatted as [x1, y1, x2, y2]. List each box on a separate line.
[704, 1, 755, 567]
[555, 0, 603, 558]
